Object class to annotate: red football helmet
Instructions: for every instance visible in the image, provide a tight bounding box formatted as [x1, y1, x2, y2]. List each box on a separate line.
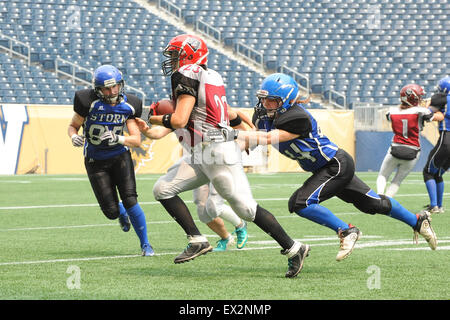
[400, 84, 426, 107]
[161, 34, 209, 76]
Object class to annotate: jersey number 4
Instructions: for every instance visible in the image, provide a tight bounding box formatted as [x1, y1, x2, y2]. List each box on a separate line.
[284, 143, 316, 163]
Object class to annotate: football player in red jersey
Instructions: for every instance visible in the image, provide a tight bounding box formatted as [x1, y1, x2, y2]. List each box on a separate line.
[147, 34, 310, 278]
[377, 84, 443, 197]
[137, 106, 252, 252]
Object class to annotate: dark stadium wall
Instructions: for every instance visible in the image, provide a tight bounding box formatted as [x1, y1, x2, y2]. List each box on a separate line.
[355, 131, 434, 172]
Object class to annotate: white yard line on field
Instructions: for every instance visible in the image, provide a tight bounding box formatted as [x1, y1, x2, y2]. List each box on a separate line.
[1, 192, 445, 211]
[0, 213, 361, 232]
[1, 238, 449, 267]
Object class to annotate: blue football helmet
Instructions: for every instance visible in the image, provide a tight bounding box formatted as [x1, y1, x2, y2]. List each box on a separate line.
[93, 65, 124, 103]
[255, 73, 300, 119]
[436, 76, 450, 94]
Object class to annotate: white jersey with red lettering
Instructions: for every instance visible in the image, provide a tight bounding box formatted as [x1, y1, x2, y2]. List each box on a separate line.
[386, 105, 432, 149]
[171, 64, 229, 146]
[153, 65, 258, 222]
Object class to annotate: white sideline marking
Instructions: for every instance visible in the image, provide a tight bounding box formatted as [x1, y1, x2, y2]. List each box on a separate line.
[0, 214, 359, 232]
[1, 238, 449, 267]
[388, 246, 450, 251]
[0, 192, 441, 210]
[1, 180, 31, 184]
[0, 219, 177, 232]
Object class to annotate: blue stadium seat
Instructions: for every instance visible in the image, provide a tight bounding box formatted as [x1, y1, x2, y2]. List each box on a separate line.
[0, 0, 448, 107]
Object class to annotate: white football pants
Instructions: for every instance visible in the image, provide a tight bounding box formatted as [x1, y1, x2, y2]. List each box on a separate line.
[376, 148, 420, 197]
[153, 141, 258, 221]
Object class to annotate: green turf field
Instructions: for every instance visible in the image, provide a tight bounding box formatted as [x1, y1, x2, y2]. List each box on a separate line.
[0, 172, 448, 300]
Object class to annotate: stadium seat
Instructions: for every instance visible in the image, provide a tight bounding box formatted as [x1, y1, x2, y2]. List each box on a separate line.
[0, 0, 448, 108]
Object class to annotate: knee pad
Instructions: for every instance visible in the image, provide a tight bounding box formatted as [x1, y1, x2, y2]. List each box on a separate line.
[153, 178, 175, 200]
[204, 197, 219, 218]
[288, 189, 307, 213]
[423, 168, 435, 182]
[227, 201, 257, 222]
[195, 199, 213, 224]
[121, 196, 137, 209]
[101, 205, 119, 220]
[356, 194, 391, 215]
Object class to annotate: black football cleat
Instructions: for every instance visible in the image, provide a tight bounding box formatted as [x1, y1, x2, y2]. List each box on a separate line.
[174, 241, 213, 264]
[118, 214, 131, 232]
[281, 242, 310, 278]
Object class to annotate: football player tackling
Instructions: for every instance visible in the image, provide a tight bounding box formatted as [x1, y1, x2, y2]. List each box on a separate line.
[238, 73, 438, 261]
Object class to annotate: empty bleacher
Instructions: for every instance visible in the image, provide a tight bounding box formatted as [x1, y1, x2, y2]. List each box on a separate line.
[0, 0, 449, 109]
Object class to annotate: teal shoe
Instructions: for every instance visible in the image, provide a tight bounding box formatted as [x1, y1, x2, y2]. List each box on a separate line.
[233, 222, 248, 249]
[213, 236, 235, 252]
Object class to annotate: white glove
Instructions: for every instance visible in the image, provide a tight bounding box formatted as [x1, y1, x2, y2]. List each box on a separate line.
[217, 123, 239, 142]
[71, 134, 85, 147]
[99, 130, 125, 144]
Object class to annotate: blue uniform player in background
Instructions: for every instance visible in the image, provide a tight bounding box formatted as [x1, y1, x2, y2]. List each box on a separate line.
[238, 73, 438, 260]
[422, 76, 450, 214]
[67, 65, 154, 256]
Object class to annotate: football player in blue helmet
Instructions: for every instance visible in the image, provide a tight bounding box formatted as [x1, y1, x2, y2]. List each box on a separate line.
[255, 73, 300, 119]
[238, 73, 438, 261]
[93, 65, 125, 104]
[436, 76, 450, 94]
[67, 64, 154, 256]
[422, 76, 450, 214]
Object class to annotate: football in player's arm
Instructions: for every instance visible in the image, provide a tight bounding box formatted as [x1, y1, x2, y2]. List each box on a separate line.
[135, 104, 254, 252]
[144, 34, 310, 278]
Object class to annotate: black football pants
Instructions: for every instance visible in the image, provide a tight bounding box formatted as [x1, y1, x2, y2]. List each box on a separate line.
[288, 149, 392, 215]
[84, 150, 138, 219]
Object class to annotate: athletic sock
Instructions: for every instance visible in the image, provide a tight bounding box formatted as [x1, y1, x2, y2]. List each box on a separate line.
[296, 204, 349, 233]
[425, 179, 438, 207]
[118, 201, 128, 216]
[126, 203, 149, 248]
[436, 181, 444, 208]
[159, 196, 202, 236]
[252, 205, 294, 250]
[387, 197, 418, 227]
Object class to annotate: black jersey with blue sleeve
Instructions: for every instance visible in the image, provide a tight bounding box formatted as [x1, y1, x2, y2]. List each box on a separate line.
[255, 104, 338, 172]
[430, 92, 450, 131]
[73, 89, 142, 160]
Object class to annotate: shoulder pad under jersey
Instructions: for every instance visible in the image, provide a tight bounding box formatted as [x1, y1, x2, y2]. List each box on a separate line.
[171, 65, 202, 99]
[73, 89, 98, 117]
[430, 92, 447, 110]
[274, 105, 312, 136]
[123, 93, 143, 118]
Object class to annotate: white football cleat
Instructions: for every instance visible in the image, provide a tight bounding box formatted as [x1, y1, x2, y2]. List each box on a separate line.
[413, 212, 437, 250]
[336, 225, 362, 261]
